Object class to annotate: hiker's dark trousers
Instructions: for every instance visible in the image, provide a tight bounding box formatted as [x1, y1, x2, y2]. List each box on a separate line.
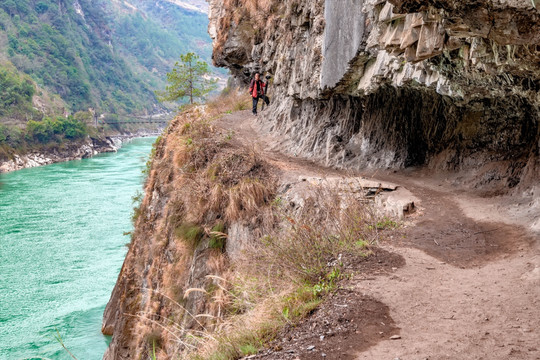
[252, 95, 270, 114]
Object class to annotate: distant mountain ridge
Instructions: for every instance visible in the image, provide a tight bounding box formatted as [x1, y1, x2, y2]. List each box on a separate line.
[162, 0, 209, 13]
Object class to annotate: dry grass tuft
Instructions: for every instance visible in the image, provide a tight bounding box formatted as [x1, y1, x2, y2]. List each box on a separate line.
[256, 188, 380, 283]
[205, 89, 251, 119]
[225, 179, 273, 221]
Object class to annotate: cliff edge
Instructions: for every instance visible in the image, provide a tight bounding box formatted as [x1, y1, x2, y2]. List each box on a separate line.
[102, 1, 540, 358]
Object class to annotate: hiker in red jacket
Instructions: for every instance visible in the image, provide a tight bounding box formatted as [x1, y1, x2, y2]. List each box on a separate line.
[249, 72, 269, 115]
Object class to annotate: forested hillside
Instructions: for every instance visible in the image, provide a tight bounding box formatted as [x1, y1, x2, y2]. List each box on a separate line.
[112, 0, 213, 78]
[0, 0, 212, 119]
[0, 0, 214, 159]
[0, 64, 36, 121]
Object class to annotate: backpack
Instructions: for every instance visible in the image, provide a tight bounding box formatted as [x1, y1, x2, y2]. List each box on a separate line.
[250, 79, 265, 98]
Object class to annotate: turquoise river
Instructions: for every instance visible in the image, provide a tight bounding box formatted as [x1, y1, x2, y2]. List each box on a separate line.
[0, 137, 156, 360]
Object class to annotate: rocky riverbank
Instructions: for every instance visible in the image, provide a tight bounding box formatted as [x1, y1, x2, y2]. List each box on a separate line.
[0, 132, 160, 173]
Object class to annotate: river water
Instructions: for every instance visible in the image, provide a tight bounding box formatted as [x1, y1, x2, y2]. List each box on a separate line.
[0, 137, 156, 360]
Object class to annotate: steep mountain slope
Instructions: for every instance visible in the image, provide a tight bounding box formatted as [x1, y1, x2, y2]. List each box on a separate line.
[161, 0, 209, 13]
[0, 0, 216, 167]
[1, 0, 150, 115]
[110, 0, 215, 90]
[0, 0, 213, 119]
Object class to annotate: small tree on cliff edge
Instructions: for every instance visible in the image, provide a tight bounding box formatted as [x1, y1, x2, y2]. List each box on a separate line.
[157, 52, 217, 105]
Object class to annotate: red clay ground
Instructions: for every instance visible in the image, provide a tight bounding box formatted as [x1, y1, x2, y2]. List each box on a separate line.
[215, 110, 540, 360]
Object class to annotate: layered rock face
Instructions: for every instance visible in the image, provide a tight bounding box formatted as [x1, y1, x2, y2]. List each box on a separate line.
[209, 0, 539, 192]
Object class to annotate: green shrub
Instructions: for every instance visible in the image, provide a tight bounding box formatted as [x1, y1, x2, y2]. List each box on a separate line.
[0, 124, 9, 143]
[25, 116, 88, 143]
[175, 223, 204, 249]
[239, 344, 258, 356]
[209, 222, 226, 251]
[0, 65, 35, 116]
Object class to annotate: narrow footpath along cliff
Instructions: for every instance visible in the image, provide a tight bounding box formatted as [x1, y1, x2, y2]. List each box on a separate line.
[102, 1, 540, 359]
[102, 102, 539, 359]
[102, 95, 421, 359]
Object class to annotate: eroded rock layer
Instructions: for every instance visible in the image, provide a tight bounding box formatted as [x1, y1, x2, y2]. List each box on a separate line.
[209, 0, 539, 192]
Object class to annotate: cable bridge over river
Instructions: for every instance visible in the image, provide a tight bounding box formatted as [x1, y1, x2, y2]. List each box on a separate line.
[92, 113, 172, 127]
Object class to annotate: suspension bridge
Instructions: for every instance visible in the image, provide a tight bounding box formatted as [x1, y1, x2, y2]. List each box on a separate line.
[91, 113, 172, 127]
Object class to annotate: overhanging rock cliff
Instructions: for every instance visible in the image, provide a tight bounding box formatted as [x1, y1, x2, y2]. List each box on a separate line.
[209, 0, 539, 193]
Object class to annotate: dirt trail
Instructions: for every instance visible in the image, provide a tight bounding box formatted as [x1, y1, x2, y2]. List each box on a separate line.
[216, 111, 540, 360]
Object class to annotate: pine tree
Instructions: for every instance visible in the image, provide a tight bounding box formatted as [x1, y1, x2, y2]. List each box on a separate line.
[157, 52, 217, 105]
